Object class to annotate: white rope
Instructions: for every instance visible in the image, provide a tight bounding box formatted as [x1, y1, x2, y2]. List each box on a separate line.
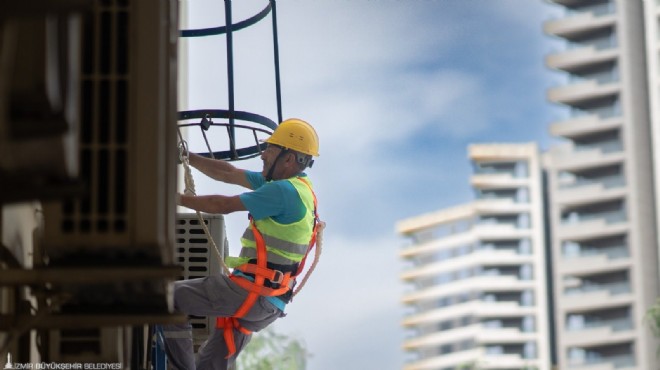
[293, 221, 325, 297]
[178, 140, 231, 276]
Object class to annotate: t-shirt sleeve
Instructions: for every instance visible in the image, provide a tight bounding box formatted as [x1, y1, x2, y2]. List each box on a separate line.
[244, 170, 266, 190]
[239, 182, 286, 220]
[238, 180, 307, 223]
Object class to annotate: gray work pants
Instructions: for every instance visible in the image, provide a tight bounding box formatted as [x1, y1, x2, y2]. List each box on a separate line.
[162, 274, 284, 370]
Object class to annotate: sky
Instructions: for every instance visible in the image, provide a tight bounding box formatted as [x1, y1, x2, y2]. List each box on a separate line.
[180, 1, 564, 369]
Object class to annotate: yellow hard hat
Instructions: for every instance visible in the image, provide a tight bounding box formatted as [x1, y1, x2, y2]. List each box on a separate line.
[265, 118, 320, 156]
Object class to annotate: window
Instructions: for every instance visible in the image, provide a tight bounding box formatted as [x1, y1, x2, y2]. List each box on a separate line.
[521, 290, 534, 306]
[519, 239, 531, 255]
[523, 316, 535, 332]
[523, 342, 537, 359]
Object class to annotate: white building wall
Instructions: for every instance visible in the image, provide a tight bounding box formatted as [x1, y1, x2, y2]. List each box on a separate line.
[398, 143, 551, 370]
[545, 0, 660, 368]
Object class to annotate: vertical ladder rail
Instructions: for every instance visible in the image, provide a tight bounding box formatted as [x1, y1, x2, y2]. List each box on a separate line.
[270, 0, 283, 124]
[224, 0, 237, 158]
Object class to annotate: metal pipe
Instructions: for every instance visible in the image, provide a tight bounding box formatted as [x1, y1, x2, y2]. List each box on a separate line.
[270, 0, 283, 124]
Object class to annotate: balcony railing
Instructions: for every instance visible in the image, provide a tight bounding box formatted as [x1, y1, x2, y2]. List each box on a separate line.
[565, 281, 631, 296]
[562, 210, 626, 225]
[564, 245, 629, 260]
[566, 1, 615, 17]
[567, 317, 633, 332]
[559, 174, 625, 190]
[574, 139, 622, 154]
[569, 353, 635, 368]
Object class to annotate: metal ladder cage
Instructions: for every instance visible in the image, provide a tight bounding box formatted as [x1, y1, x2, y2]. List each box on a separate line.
[178, 0, 283, 161]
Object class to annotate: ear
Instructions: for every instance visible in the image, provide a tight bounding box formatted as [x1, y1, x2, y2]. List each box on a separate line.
[285, 152, 297, 166]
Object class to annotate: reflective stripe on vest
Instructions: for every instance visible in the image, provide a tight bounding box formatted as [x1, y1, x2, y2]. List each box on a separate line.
[230, 177, 315, 268]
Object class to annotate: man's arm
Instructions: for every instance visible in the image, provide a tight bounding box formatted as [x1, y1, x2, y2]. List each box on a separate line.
[188, 153, 252, 188]
[178, 194, 246, 214]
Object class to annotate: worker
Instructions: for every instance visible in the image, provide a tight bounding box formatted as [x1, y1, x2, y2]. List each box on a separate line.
[163, 118, 321, 370]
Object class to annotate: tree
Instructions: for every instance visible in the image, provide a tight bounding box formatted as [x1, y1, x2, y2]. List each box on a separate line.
[646, 297, 660, 356]
[236, 327, 310, 370]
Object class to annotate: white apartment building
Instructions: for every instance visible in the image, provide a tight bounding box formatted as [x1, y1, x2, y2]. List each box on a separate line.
[397, 143, 551, 370]
[544, 0, 660, 368]
[645, 0, 660, 281]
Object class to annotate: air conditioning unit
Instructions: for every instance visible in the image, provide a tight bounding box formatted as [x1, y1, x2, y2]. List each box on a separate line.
[49, 328, 122, 363]
[175, 213, 227, 349]
[38, 0, 179, 312]
[0, 3, 83, 203]
[42, 0, 178, 261]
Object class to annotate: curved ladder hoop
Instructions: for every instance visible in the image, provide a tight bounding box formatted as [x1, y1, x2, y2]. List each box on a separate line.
[179, 3, 272, 38]
[178, 109, 277, 160]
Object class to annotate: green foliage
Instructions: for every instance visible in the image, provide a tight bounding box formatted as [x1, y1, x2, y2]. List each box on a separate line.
[647, 297, 660, 337]
[646, 297, 660, 357]
[457, 361, 477, 370]
[236, 327, 310, 370]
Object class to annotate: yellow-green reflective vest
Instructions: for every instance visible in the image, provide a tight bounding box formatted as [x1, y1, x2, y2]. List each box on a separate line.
[225, 176, 315, 268]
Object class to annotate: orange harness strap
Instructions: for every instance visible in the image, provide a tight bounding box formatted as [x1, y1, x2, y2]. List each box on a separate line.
[294, 177, 319, 278]
[214, 219, 264, 359]
[215, 177, 319, 359]
[216, 317, 252, 358]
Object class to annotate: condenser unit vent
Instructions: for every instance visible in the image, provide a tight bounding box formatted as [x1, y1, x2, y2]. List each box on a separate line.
[49, 328, 122, 363]
[175, 213, 227, 347]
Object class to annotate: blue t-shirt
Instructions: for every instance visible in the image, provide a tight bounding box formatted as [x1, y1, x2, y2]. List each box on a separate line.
[238, 171, 307, 224]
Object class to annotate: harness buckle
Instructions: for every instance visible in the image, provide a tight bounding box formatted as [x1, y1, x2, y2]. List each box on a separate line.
[271, 270, 284, 284]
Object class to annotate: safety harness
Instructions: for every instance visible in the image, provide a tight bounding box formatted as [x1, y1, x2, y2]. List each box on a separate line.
[216, 176, 320, 358]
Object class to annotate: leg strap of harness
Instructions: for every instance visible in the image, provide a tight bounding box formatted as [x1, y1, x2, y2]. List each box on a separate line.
[215, 218, 285, 359]
[216, 317, 252, 359]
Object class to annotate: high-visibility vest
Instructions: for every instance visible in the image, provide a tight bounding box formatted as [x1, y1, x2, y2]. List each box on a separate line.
[227, 176, 316, 268]
[217, 176, 320, 359]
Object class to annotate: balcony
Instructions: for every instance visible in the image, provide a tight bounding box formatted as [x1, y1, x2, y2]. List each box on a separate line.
[557, 169, 625, 190]
[558, 205, 627, 237]
[562, 281, 632, 311]
[561, 236, 629, 258]
[469, 173, 528, 189]
[553, 178, 625, 208]
[400, 232, 476, 259]
[567, 344, 636, 370]
[400, 248, 530, 281]
[544, 11, 616, 39]
[549, 114, 622, 140]
[403, 348, 483, 370]
[402, 275, 533, 304]
[546, 46, 618, 72]
[549, 144, 624, 172]
[479, 354, 542, 370]
[559, 255, 631, 276]
[403, 301, 477, 327]
[557, 216, 627, 241]
[403, 324, 480, 350]
[568, 356, 636, 370]
[554, 177, 626, 207]
[550, 0, 602, 7]
[561, 201, 626, 224]
[477, 327, 537, 345]
[547, 80, 620, 106]
[473, 199, 530, 214]
[564, 319, 634, 347]
[474, 300, 535, 317]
